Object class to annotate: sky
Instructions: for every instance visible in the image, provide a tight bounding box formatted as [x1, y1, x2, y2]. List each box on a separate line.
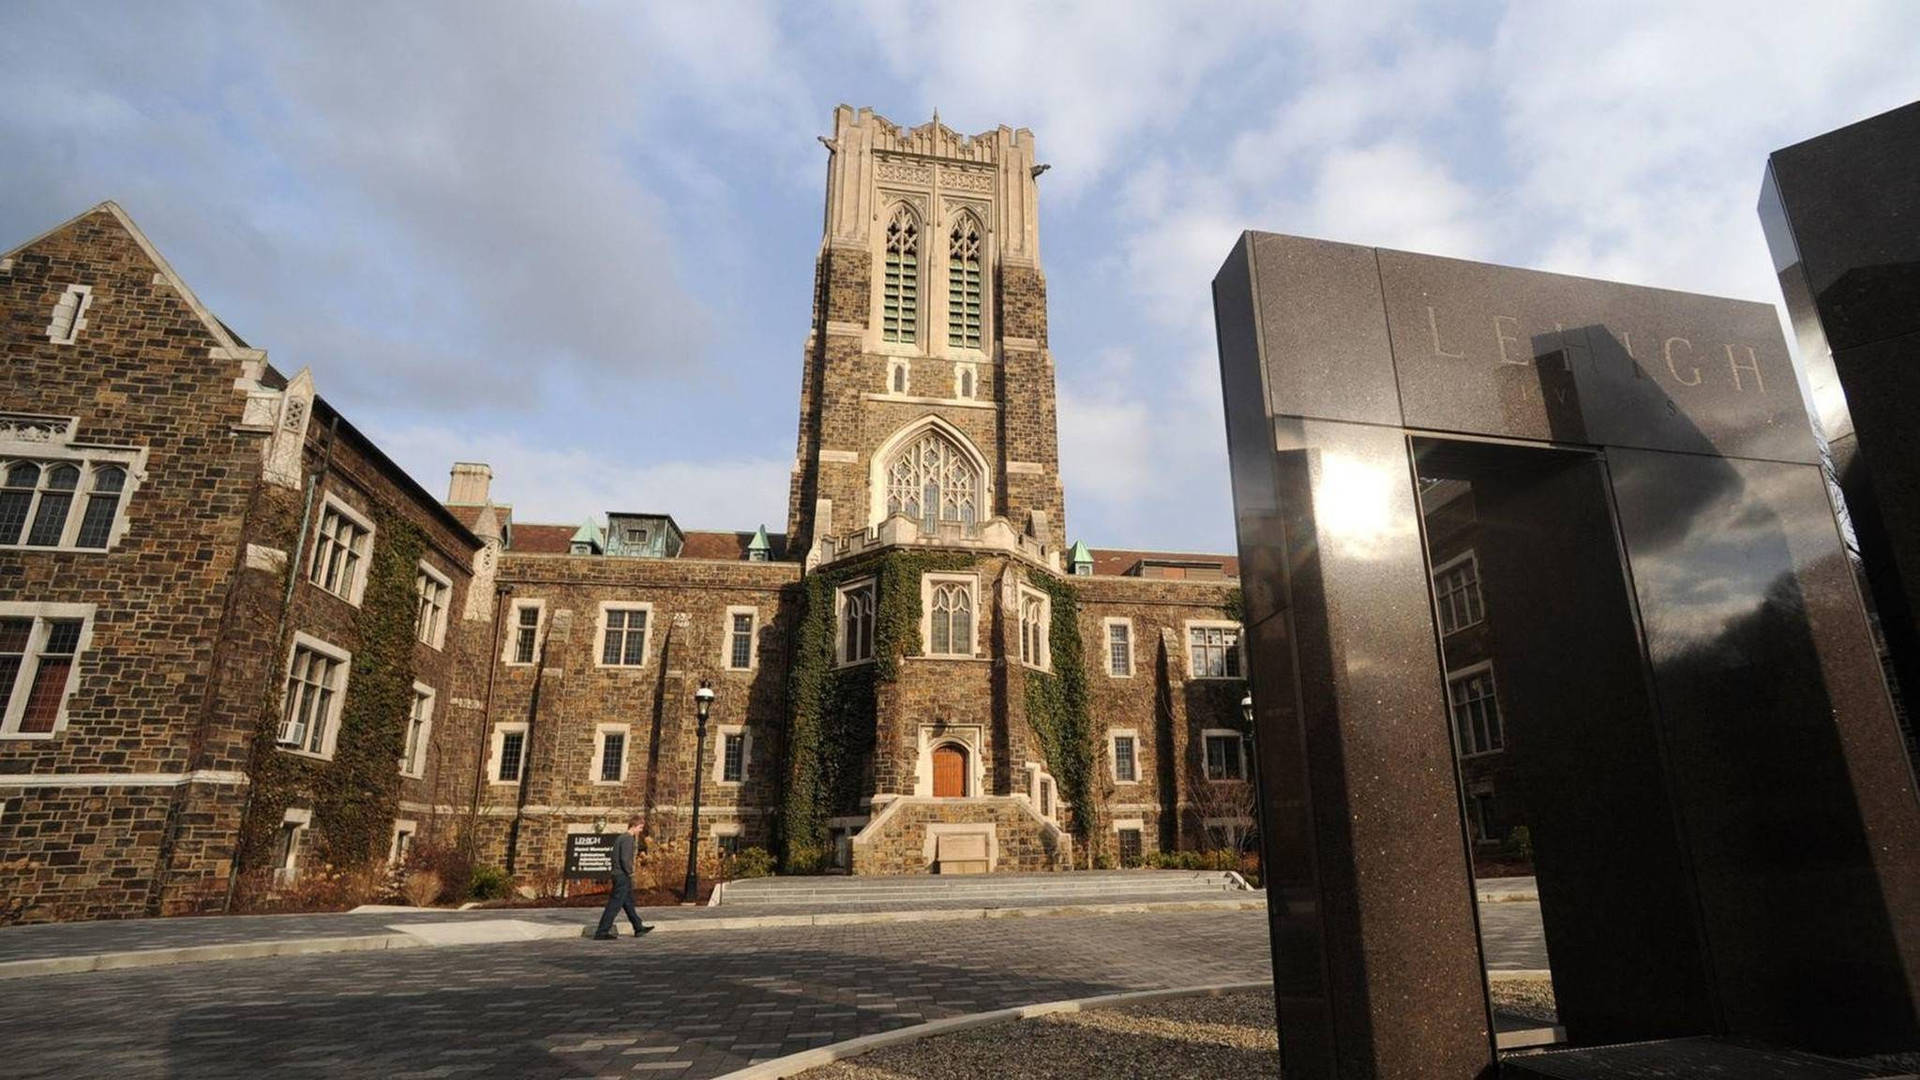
[3, 2, 1917, 553]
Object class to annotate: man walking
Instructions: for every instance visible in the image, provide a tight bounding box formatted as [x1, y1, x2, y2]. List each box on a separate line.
[594, 814, 653, 940]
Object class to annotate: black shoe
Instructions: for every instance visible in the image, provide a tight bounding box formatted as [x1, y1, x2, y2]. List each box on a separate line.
[632, 924, 654, 937]
[593, 932, 617, 940]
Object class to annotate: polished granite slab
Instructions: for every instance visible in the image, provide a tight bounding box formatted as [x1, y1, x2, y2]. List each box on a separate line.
[1215, 231, 1920, 1078]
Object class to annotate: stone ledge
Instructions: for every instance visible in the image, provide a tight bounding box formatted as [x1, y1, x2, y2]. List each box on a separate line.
[0, 932, 421, 980]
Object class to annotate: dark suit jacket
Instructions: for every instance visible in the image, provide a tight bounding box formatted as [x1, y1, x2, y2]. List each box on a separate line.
[613, 832, 637, 882]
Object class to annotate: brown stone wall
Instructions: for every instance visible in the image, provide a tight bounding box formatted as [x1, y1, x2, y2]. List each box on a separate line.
[1072, 576, 1244, 853]
[238, 412, 481, 878]
[0, 206, 481, 922]
[454, 552, 800, 875]
[0, 207, 267, 921]
[850, 797, 1071, 875]
[787, 244, 872, 551]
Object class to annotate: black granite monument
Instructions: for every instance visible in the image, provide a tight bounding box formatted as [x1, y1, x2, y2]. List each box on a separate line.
[1760, 100, 1920, 772]
[1213, 234, 1920, 1077]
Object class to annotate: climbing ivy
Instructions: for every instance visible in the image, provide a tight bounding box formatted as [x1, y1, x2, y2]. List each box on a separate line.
[235, 510, 423, 879]
[1222, 585, 1244, 624]
[1022, 573, 1098, 847]
[310, 514, 423, 865]
[780, 549, 976, 871]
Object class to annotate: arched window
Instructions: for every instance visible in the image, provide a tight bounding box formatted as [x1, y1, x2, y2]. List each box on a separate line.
[948, 216, 982, 349]
[1020, 590, 1048, 668]
[74, 466, 126, 549]
[890, 361, 908, 394]
[956, 365, 975, 400]
[839, 583, 875, 665]
[882, 207, 920, 343]
[928, 582, 973, 655]
[885, 429, 978, 527]
[25, 464, 79, 547]
[0, 463, 40, 545]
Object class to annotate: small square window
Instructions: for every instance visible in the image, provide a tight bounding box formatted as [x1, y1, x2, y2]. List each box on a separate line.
[1203, 732, 1246, 780]
[599, 730, 626, 783]
[493, 726, 527, 783]
[600, 606, 650, 667]
[1112, 734, 1138, 783]
[719, 729, 747, 784]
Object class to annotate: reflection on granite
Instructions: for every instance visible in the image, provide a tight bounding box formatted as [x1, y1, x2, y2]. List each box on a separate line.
[1216, 230, 1920, 1072]
[1763, 102, 1920, 791]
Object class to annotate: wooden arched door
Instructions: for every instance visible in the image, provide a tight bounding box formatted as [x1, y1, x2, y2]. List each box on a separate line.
[932, 744, 967, 797]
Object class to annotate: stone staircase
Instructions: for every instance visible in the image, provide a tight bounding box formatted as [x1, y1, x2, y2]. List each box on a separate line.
[711, 869, 1251, 908]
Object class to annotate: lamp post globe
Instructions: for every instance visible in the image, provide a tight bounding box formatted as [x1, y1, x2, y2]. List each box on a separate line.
[1241, 692, 1253, 726]
[684, 680, 716, 902]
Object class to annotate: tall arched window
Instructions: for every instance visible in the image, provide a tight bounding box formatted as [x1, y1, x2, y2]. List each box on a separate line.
[948, 215, 982, 349]
[75, 466, 126, 549]
[25, 464, 79, 547]
[0, 463, 39, 545]
[928, 582, 973, 655]
[883, 207, 920, 343]
[885, 429, 978, 527]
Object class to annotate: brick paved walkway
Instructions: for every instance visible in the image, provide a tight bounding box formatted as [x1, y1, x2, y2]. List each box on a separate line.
[0, 892, 1261, 966]
[0, 911, 1274, 1079]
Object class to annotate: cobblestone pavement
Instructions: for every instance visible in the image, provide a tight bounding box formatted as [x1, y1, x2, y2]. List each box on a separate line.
[0, 911, 1277, 1079]
[0, 893, 1262, 965]
[1477, 901, 1550, 970]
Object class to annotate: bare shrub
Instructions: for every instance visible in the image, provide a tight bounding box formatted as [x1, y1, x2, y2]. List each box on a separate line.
[403, 869, 443, 907]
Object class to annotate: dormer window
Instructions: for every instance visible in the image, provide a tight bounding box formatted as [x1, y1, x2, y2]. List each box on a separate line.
[46, 285, 92, 345]
[882, 206, 920, 344]
[947, 217, 982, 349]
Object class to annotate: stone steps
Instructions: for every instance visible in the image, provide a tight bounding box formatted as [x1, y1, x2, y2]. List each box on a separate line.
[716, 870, 1247, 907]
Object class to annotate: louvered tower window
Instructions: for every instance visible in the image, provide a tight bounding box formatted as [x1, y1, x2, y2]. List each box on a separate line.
[948, 217, 982, 348]
[883, 207, 919, 343]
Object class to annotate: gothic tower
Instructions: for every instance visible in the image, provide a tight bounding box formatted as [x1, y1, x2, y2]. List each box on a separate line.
[786, 106, 1065, 559]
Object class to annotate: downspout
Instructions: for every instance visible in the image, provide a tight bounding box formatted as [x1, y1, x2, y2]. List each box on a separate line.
[466, 583, 511, 859]
[223, 414, 337, 911]
[504, 612, 555, 875]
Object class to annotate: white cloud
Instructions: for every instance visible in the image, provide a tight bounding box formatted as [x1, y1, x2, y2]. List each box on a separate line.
[371, 424, 791, 532]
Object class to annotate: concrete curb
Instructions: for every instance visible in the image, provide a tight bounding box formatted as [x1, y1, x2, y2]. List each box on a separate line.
[1487, 968, 1552, 981]
[1, 898, 1270, 978]
[710, 980, 1274, 1080]
[0, 932, 422, 980]
[585, 897, 1270, 936]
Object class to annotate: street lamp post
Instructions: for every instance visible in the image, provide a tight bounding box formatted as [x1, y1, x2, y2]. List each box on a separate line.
[1241, 690, 1261, 855]
[683, 680, 716, 902]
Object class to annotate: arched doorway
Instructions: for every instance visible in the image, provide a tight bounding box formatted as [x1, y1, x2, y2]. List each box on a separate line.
[931, 743, 967, 797]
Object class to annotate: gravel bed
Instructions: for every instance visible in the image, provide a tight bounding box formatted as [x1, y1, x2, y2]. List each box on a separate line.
[1488, 977, 1558, 1026]
[798, 990, 1279, 1080]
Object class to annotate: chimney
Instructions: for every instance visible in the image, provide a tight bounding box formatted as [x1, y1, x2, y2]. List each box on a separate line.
[448, 462, 492, 505]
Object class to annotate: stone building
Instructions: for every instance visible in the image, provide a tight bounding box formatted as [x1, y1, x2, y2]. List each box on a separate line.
[0, 108, 1254, 923]
[1420, 477, 1524, 852]
[0, 203, 483, 922]
[444, 108, 1250, 877]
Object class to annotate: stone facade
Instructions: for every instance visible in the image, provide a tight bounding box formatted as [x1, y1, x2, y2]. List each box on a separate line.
[446, 109, 1249, 878]
[0, 204, 479, 922]
[1, 108, 1252, 924]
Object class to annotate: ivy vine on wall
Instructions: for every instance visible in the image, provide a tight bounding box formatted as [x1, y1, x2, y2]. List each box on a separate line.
[780, 549, 976, 871]
[1023, 573, 1098, 847]
[236, 509, 423, 877]
[312, 513, 423, 865]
